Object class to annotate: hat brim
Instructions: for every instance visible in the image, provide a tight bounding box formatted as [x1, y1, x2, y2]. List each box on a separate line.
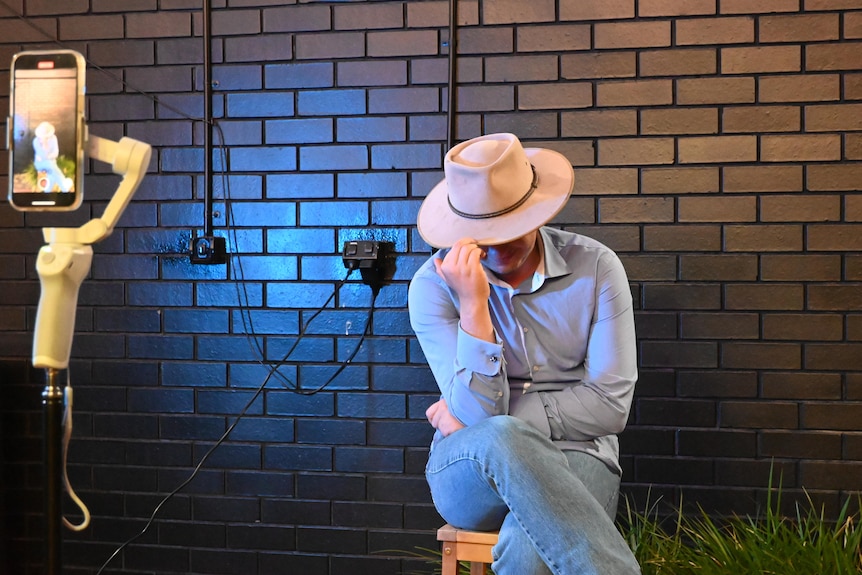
[417, 147, 574, 248]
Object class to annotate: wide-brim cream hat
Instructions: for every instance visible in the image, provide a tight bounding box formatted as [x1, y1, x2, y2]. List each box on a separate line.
[35, 121, 55, 138]
[417, 133, 574, 248]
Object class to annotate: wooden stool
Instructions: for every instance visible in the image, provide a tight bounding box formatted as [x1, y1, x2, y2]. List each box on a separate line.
[437, 523, 499, 575]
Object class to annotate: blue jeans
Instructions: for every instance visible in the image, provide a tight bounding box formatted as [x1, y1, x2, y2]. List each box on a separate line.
[426, 416, 641, 575]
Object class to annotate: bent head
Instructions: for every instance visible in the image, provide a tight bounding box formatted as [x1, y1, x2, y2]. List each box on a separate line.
[479, 229, 540, 283]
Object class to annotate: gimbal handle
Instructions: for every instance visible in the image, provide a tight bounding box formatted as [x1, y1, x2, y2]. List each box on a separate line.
[32, 135, 152, 369]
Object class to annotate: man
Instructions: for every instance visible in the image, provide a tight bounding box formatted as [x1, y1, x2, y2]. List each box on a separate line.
[32, 121, 73, 193]
[408, 133, 641, 575]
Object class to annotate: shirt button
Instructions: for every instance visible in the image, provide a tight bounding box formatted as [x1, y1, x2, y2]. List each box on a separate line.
[533, 366, 540, 372]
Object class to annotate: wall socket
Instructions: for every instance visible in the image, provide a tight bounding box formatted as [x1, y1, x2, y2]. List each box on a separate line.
[190, 235, 227, 264]
[342, 240, 393, 291]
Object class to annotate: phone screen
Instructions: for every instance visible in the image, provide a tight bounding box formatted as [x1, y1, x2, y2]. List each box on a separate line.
[8, 50, 85, 210]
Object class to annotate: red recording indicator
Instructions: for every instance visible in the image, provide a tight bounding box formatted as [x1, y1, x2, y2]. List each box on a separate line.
[37, 60, 55, 69]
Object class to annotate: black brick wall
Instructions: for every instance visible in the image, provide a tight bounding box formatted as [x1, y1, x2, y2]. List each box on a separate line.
[2, 1, 862, 574]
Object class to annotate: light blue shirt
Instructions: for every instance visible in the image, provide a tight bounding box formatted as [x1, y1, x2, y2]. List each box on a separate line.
[408, 227, 638, 474]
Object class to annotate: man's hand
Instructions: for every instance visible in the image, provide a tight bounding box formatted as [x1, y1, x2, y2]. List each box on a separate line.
[426, 398, 466, 437]
[434, 238, 490, 304]
[435, 238, 495, 342]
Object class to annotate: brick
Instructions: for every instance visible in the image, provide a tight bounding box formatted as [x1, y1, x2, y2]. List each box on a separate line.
[806, 42, 862, 71]
[637, 457, 715, 486]
[640, 108, 718, 135]
[761, 135, 841, 162]
[848, 256, 862, 282]
[679, 429, 757, 457]
[369, 87, 439, 114]
[678, 196, 756, 223]
[723, 166, 803, 193]
[846, 73, 862, 100]
[805, 103, 862, 131]
[598, 137, 675, 166]
[456, 85, 515, 112]
[721, 400, 799, 427]
[406, 1, 477, 28]
[599, 197, 674, 223]
[762, 313, 843, 341]
[266, 62, 334, 89]
[486, 55, 559, 82]
[639, 48, 717, 77]
[848, 11, 862, 38]
[483, 0, 556, 24]
[678, 136, 757, 163]
[637, 398, 718, 427]
[680, 312, 759, 339]
[758, 74, 840, 103]
[333, 3, 403, 30]
[807, 224, 862, 250]
[803, 403, 862, 431]
[642, 284, 721, 310]
[561, 52, 636, 79]
[559, 0, 635, 21]
[759, 13, 839, 42]
[762, 195, 840, 223]
[295, 32, 365, 60]
[596, 79, 673, 107]
[594, 20, 671, 49]
[262, 5, 330, 33]
[640, 340, 720, 367]
[643, 225, 722, 251]
[847, 134, 862, 160]
[725, 284, 804, 310]
[519, 82, 592, 110]
[761, 372, 842, 400]
[622, 255, 677, 281]
[800, 461, 862, 491]
[679, 254, 758, 281]
[720, 0, 799, 13]
[761, 254, 841, 281]
[337, 61, 407, 87]
[760, 431, 842, 459]
[677, 370, 758, 398]
[573, 226, 641, 252]
[808, 285, 862, 311]
[847, 194, 862, 221]
[517, 24, 591, 52]
[721, 46, 801, 74]
[457, 27, 514, 54]
[723, 105, 800, 133]
[806, 344, 862, 370]
[572, 168, 638, 195]
[638, 0, 716, 16]
[562, 109, 636, 137]
[676, 77, 755, 106]
[807, 165, 862, 191]
[676, 17, 754, 45]
[641, 167, 719, 194]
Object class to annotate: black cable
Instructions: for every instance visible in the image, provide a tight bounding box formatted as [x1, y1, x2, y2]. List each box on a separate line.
[95, 265, 378, 574]
[1, 5, 386, 571]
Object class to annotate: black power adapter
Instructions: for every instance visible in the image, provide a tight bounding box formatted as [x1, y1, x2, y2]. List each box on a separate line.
[190, 235, 227, 264]
[342, 240, 393, 292]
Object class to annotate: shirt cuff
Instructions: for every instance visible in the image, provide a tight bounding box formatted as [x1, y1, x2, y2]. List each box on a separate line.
[456, 324, 504, 376]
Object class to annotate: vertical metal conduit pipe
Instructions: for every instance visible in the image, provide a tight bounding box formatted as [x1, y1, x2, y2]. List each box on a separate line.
[203, 0, 215, 237]
[447, 0, 459, 150]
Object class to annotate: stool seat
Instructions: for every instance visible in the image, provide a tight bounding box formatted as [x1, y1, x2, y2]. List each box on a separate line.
[437, 523, 499, 575]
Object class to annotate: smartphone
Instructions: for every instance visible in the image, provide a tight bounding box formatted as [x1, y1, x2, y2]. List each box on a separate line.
[7, 49, 86, 211]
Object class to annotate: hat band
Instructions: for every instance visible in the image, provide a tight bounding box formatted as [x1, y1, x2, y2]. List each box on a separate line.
[447, 164, 538, 220]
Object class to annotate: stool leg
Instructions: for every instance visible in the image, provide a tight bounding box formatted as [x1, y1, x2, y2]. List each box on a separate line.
[470, 562, 487, 575]
[441, 542, 458, 575]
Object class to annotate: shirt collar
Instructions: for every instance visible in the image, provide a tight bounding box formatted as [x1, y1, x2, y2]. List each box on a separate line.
[486, 228, 554, 292]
